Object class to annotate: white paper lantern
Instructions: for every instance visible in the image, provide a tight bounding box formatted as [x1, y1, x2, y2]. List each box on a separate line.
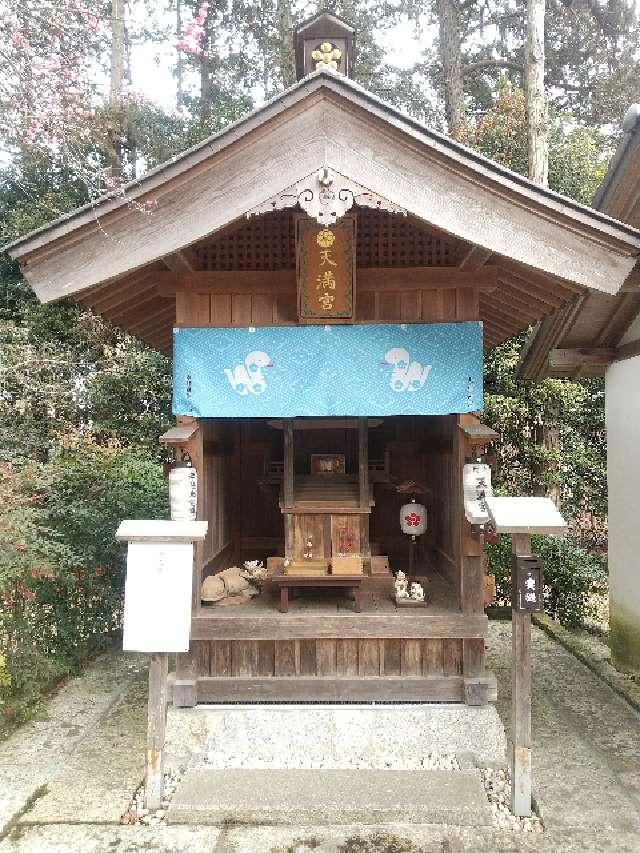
[400, 501, 427, 536]
[169, 462, 198, 521]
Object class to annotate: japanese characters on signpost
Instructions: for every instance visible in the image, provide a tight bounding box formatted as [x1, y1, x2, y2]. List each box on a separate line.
[116, 519, 208, 811]
[485, 497, 567, 818]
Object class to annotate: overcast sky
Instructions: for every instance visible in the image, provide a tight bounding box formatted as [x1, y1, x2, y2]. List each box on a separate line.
[129, 13, 427, 112]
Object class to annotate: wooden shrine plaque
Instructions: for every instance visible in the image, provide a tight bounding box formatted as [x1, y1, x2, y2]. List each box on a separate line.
[296, 216, 356, 322]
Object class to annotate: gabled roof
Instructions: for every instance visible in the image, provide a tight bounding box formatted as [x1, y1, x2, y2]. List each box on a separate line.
[519, 104, 640, 380]
[6, 69, 640, 356]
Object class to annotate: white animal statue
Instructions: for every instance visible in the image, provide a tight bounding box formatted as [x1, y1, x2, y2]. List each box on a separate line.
[243, 560, 267, 582]
[383, 348, 432, 393]
[410, 582, 425, 602]
[395, 570, 409, 599]
[224, 351, 273, 396]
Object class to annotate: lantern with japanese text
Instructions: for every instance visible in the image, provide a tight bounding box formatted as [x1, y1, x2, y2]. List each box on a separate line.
[169, 461, 198, 522]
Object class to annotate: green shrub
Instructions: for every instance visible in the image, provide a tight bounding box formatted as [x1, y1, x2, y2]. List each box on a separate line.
[0, 441, 168, 734]
[485, 533, 607, 628]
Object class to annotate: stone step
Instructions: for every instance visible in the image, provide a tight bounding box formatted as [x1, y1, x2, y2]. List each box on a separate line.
[166, 704, 506, 771]
[167, 768, 493, 826]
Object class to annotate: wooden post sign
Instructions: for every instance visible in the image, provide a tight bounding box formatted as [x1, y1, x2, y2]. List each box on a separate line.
[485, 497, 566, 818]
[296, 215, 356, 322]
[116, 519, 208, 810]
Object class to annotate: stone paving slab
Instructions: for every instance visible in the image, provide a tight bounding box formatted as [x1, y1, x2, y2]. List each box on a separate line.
[486, 621, 640, 833]
[0, 825, 220, 853]
[216, 825, 640, 853]
[167, 768, 493, 826]
[17, 676, 147, 826]
[0, 654, 146, 836]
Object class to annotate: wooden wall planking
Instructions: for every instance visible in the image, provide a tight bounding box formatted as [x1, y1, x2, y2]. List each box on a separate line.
[191, 637, 469, 680]
[174, 280, 481, 328]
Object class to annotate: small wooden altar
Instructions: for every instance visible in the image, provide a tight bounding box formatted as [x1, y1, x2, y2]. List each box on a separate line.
[279, 418, 373, 564]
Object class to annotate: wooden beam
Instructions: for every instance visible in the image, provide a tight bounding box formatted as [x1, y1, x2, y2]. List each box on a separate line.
[163, 249, 198, 274]
[616, 338, 640, 362]
[358, 266, 498, 291]
[112, 302, 175, 333]
[498, 272, 566, 308]
[595, 292, 640, 346]
[548, 347, 616, 371]
[155, 267, 498, 297]
[267, 418, 383, 430]
[499, 258, 581, 295]
[480, 298, 540, 330]
[458, 246, 492, 271]
[126, 307, 176, 336]
[85, 274, 163, 316]
[102, 290, 167, 323]
[492, 281, 559, 318]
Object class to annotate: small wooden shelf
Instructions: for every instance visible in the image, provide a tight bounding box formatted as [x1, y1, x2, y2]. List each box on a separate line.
[280, 476, 374, 513]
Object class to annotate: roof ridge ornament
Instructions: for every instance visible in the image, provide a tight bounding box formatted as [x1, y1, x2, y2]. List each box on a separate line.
[247, 167, 407, 226]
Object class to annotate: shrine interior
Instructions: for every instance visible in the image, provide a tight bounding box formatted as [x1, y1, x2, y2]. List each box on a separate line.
[194, 414, 467, 615]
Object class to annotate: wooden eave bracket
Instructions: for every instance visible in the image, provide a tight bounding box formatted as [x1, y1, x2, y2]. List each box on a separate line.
[459, 423, 499, 441]
[160, 425, 200, 444]
[246, 167, 407, 226]
[548, 347, 616, 371]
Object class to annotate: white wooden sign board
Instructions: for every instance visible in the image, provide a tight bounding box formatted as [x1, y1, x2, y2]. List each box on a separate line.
[122, 542, 194, 653]
[485, 496, 567, 535]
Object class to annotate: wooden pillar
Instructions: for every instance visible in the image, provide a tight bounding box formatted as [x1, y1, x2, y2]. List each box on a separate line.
[145, 652, 169, 810]
[511, 532, 532, 817]
[358, 418, 369, 508]
[174, 644, 197, 707]
[358, 418, 371, 559]
[284, 419, 294, 508]
[283, 419, 294, 558]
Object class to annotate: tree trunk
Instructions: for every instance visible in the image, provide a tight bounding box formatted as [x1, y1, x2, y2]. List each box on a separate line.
[436, 0, 465, 140]
[110, 0, 125, 101]
[277, 0, 295, 88]
[109, 0, 126, 177]
[525, 0, 548, 185]
[176, 0, 184, 108]
[199, 9, 213, 125]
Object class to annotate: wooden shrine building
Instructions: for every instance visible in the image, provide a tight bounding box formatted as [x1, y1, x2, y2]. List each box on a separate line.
[7, 13, 640, 706]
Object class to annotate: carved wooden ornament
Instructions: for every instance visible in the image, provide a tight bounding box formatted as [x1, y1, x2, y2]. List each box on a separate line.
[247, 167, 406, 226]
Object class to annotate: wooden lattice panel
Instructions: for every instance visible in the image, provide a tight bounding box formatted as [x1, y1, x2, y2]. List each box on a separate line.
[192, 210, 460, 271]
[356, 211, 458, 268]
[194, 211, 296, 271]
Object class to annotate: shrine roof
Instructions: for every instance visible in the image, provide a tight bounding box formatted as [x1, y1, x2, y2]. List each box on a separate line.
[5, 70, 640, 356]
[518, 103, 640, 380]
[6, 70, 640, 263]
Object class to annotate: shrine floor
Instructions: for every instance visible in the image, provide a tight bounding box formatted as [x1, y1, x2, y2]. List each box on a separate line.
[2, 620, 640, 852]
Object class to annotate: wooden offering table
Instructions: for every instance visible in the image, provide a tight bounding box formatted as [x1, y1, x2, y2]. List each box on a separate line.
[272, 572, 364, 613]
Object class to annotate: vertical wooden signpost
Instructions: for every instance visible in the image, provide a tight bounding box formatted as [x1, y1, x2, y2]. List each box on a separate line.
[511, 531, 533, 816]
[116, 519, 208, 810]
[485, 496, 567, 818]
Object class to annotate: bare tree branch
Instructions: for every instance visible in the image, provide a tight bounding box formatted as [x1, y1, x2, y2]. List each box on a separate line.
[463, 58, 524, 75]
[464, 11, 523, 40]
